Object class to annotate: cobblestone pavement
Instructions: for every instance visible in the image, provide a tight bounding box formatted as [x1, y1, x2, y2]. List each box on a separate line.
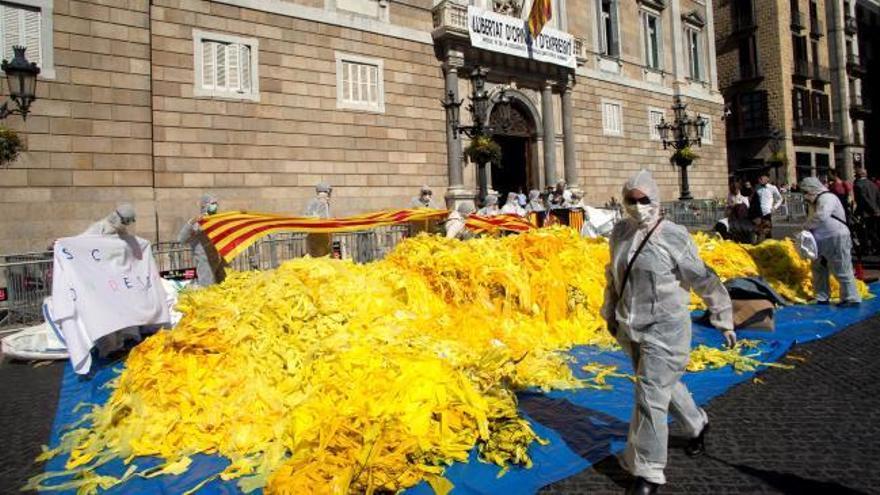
[2, 317, 879, 494]
[542, 315, 880, 494]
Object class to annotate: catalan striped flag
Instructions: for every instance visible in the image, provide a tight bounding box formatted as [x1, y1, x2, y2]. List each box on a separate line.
[527, 0, 553, 37]
[465, 213, 537, 235]
[199, 209, 449, 262]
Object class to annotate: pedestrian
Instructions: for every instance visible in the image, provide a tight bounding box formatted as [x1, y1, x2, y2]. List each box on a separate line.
[827, 170, 854, 220]
[853, 167, 880, 253]
[602, 170, 735, 495]
[178, 193, 227, 287]
[84, 203, 137, 236]
[305, 183, 332, 219]
[549, 180, 571, 209]
[445, 201, 476, 240]
[799, 177, 861, 307]
[411, 185, 436, 209]
[726, 183, 749, 211]
[477, 193, 501, 216]
[714, 203, 756, 245]
[500, 191, 526, 217]
[740, 180, 754, 199]
[752, 173, 783, 242]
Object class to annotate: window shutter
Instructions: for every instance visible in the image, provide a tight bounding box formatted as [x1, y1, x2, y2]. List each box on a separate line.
[202, 40, 215, 88]
[23, 9, 39, 66]
[227, 43, 240, 92]
[3, 6, 22, 62]
[240, 44, 251, 92]
[215, 42, 226, 90]
[608, 1, 619, 57]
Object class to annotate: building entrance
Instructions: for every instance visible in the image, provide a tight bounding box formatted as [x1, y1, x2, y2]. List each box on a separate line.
[485, 99, 537, 205]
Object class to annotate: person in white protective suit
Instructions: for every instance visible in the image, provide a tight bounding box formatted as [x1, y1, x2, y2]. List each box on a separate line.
[601, 170, 736, 495]
[477, 194, 501, 216]
[445, 201, 476, 239]
[799, 177, 861, 307]
[82, 203, 143, 357]
[305, 183, 333, 219]
[178, 193, 227, 287]
[500, 191, 526, 217]
[84, 203, 137, 236]
[411, 185, 437, 209]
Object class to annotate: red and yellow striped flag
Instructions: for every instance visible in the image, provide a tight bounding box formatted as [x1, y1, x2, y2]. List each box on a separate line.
[465, 213, 537, 235]
[199, 209, 449, 262]
[527, 0, 552, 36]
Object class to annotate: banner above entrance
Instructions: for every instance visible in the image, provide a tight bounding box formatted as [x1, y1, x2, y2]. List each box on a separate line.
[467, 6, 576, 69]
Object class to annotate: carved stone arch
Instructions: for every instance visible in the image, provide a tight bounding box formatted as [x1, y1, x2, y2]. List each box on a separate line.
[483, 87, 542, 137]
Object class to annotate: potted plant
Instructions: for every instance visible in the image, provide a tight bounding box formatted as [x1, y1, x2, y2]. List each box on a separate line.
[464, 135, 502, 166]
[767, 151, 787, 165]
[670, 146, 699, 166]
[0, 126, 23, 167]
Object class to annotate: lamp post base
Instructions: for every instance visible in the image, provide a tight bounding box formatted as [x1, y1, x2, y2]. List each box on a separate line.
[676, 157, 693, 201]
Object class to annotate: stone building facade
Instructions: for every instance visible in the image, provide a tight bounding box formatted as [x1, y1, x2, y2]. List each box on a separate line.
[715, 0, 840, 183]
[0, 0, 727, 253]
[854, 0, 879, 175]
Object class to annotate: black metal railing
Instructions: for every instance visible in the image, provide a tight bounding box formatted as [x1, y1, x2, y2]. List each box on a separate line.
[791, 10, 806, 30]
[810, 19, 824, 37]
[793, 59, 811, 78]
[738, 63, 762, 81]
[793, 118, 835, 136]
[812, 64, 830, 82]
[845, 15, 857, 34]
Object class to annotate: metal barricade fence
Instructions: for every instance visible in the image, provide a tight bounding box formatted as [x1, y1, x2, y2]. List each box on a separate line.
[660, 200, 727, 227]
[0, 252, 54, 329]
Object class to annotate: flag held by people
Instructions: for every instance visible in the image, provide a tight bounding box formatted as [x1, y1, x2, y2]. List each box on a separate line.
[527, 0, 552, 36]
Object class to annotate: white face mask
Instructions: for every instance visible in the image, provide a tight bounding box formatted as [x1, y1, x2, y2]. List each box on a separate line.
[625, 203, 655, 224]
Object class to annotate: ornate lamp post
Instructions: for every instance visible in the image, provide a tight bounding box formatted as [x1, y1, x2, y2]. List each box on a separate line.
[441, 66, 511, 198]
[657, 96, 706, 201]
[0, 46, 40, 120]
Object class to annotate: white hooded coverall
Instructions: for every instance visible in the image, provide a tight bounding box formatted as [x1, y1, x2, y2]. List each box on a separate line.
[800, 177, 861, 304]
[601, 170, 734, 485]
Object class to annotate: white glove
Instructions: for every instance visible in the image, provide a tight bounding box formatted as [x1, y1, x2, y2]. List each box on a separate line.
[722, 330, 737, 349]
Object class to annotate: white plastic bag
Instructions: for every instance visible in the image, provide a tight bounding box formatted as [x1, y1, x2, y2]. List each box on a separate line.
[795, 230, 818, 260]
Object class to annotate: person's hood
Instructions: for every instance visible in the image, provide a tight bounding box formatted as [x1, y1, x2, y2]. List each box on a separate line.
[799, 177, 827, 196]
[622, 169, 661, 226]
[199, 193, 218, 214]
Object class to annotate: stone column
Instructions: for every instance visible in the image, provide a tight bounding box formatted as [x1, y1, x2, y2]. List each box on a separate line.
[561, 74, 577, 188]
[442, 50, 472, 208]
[541, 81, 557, 187]
[705, 0, 719, 91]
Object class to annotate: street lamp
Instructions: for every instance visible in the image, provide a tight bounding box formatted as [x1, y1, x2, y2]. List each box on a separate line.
[657, 96, 706, 200]
[441, 66, 511, 139]
[0, 46, 40, 120]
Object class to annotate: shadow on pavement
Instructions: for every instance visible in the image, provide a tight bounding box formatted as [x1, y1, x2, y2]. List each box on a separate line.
[705, 454, 870, 495]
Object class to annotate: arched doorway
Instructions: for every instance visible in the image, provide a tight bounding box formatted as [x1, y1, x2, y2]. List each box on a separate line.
[486, 95, 539, 203]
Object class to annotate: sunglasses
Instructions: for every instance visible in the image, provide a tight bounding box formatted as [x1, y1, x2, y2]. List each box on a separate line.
[624, 196, 652, 205]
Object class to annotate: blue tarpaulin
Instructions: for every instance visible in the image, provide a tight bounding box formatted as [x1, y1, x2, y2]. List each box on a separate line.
[40, 283, 880, 494]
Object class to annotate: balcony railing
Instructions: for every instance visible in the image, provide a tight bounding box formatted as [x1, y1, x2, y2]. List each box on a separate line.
[847, 54, 866, 75]
[812, 64, 830, 82]
[432, 0, 468, 33]
[852, 95, 873, 116]
[737, 64, 762, 81]
[733, 13, 757, 32]
[728, 123, 772, 140]
[793, 59, 810, 78]
[791, 10, 806, 31]
[794, 119, 836, 137]
[810, 19, 824, 37]
[845, 15, 858, 35]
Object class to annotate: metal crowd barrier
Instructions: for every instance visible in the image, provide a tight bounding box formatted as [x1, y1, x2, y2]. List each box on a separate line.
[660, 200, 727, 227]
[0, 252, 53, 330]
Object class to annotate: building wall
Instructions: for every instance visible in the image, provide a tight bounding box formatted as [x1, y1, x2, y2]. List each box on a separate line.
[0, 0, 155, 253]
[149, 0, 445, 242]
[0, 0, 729, 253]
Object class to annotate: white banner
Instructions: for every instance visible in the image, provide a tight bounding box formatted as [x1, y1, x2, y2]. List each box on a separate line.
[467, 6, 576, 69]
[49, 235, 169, 374]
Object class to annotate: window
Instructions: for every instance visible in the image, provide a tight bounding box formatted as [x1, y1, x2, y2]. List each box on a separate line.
[738, 35, 759, 79]
[598, 0, 619, 57]
[732, 0, 755, 31]
[602, 99, 623, 136]
[643, 11, 661, 70]
[0, 0, 53, 79]
[335, 52, 384, 113]
[193, 30, 259, 101]
[700, 116, 713, 144]
[648, 108, 664, 140]
[686, 27, 703, 81]
[730, 90, 768, 137]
